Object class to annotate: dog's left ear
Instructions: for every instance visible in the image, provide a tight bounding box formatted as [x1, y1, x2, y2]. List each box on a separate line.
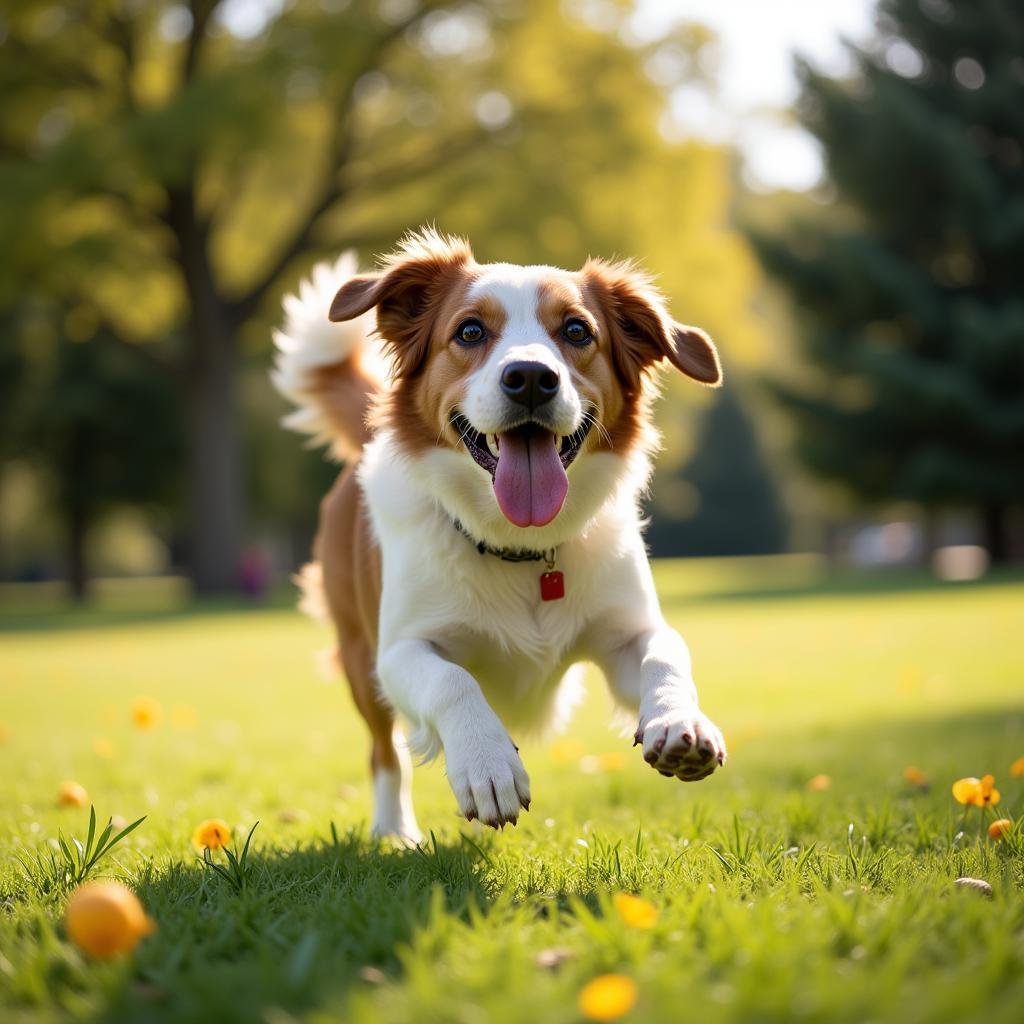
[582, 259, 722, 387]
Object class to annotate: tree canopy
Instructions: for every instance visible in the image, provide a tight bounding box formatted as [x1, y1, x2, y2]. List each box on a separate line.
[1, 0, 778, 590]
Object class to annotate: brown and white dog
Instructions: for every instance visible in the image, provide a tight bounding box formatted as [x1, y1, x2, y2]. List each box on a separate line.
[273, 229, 727, 842]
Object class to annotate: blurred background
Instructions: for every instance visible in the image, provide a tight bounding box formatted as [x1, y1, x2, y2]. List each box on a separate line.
[1, 0, 1022, 603]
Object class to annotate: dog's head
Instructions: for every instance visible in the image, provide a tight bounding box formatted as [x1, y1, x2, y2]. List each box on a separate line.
[330, 229, 721, 542]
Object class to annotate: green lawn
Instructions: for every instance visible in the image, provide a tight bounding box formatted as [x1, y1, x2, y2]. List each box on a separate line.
[2, 558, 1023, 1024]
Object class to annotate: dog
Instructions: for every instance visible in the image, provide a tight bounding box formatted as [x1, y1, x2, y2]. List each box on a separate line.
[272, 228, 726, 842]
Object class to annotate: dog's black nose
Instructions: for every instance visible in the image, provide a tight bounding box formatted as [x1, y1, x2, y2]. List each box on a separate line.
[500, 361, 560, 409]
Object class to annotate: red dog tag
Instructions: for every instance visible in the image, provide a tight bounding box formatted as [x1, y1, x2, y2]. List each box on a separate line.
[540, 570, 565, 601]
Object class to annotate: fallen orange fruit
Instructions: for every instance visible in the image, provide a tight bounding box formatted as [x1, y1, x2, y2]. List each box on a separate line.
[64, 881, 156, 959]
[58, 780, 89, 807]
[988, 818, 1013, 840]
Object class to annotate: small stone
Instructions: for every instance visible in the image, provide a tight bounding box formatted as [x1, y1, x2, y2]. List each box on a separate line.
[535, 947, 576, 970]
[954, 877, 993, 897]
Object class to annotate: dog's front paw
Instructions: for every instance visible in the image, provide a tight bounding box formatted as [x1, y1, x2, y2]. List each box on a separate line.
[635, 707, 726, 782]
[444, 728, 531, 829]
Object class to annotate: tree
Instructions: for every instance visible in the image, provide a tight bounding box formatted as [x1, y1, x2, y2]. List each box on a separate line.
[1, 0, 745, 592]
[3, 302, 180, 600]
[646, 384, 788, 558]
[750, 0, 1024, 561]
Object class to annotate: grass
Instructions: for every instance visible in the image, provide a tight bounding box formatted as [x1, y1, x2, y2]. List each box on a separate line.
[1, 556, 1022, 1024]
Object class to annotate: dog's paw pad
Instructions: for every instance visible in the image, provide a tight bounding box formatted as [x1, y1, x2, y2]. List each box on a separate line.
[635, 709, 726, 782]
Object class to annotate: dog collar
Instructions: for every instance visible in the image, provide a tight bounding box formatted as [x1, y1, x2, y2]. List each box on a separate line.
[450, 518, 566, 601]
[451, 518, 555, 565]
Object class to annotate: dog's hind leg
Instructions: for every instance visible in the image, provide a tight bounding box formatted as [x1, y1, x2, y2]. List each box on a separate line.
[338, 632, 422, 845]
[317, 467, 421, 845]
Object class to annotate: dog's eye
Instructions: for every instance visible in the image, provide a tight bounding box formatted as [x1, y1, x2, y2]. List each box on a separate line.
[455, 319, 486, 345]
[562, 318, 592, 346]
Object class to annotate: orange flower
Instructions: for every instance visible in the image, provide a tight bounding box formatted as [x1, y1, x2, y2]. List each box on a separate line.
[93, 737, 114, 759]
[131, 697, 162, 731]
[191, 818, 231, 852]
[807, 774, 832, 792]
[902, 766, 929, 786]
[65, 881, 155, 959]
[952, 775, 1000, 807]
[988, 819, 1013, 840]
[578, 974, 638, 1021]
[613, 893, 657, 929]
[58, 780, 89, 807]
[1011, 757, 1024, 779]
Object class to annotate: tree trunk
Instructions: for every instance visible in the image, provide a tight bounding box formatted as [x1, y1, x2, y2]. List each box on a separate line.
[981, 502, 1008, 565]
[187, 327, 242, 594]
[169, 185, 243, 595]
[67, 500, 89, 603]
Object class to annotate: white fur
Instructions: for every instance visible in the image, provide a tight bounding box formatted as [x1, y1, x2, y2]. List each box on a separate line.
[371, 735, 421, 844]
[271, 253, 386, 458]
[462, 269, 581, 435]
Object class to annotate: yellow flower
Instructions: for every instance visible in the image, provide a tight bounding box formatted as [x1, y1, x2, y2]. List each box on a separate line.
[952, 775, 1001, 807]
[902, 766, 928, 786]
[65, 881, 155, 959]
[598, 752, 626, 773]
[192, 818, 231, 852]
[172, 705, 197, 729]
[807, 774, 832, 792]
[131, 697, 162, 731]
[1011, 757, 1024, 779]
[988, 819, 1013, 841]
[58, 780, 89, 807]
[93, 737, 114, 759]
[613, 893, 657, 929]
[578, 974, 638, 1021]
[550, 738, 585, 764]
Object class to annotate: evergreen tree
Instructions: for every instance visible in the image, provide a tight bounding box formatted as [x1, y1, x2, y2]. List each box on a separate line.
[750, 0, 1024, 561]
[646, 386, 788, 558]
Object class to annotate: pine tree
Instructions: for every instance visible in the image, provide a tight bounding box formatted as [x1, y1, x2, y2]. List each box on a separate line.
[750, 0, 1024, 561]
[646, 387, 788, 558]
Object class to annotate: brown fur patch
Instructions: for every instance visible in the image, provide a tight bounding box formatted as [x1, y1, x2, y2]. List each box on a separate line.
[316, 466, 397, 769]
[372, 259, 491, 454]
[307, 358, 377, 454]
[580, 258, 721, 387]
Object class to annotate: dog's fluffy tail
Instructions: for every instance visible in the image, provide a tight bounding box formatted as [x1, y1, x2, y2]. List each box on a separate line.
[271, 252, 386, 460]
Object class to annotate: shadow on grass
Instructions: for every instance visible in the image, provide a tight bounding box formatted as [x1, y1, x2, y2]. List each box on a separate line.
[98, 830, 493, 1024]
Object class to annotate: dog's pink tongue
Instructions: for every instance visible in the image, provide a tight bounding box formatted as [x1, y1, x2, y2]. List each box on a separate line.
[493, 427, 568, 527]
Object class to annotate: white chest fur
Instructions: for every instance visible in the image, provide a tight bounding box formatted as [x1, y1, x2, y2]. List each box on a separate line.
[358, 433, 662, 735]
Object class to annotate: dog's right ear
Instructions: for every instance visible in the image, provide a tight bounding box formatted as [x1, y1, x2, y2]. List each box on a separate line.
[329, 229, 474, 375]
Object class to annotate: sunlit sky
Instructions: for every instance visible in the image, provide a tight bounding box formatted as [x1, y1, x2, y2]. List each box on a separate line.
[213, 0, 879, 193]
[632, 0, 878, 191]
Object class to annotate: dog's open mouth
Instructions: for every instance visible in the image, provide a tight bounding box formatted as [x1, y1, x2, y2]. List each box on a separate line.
[451, 413, 592, 528]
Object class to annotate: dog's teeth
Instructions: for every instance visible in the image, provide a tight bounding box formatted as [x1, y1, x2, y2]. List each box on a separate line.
[488, 433, 499, 453]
